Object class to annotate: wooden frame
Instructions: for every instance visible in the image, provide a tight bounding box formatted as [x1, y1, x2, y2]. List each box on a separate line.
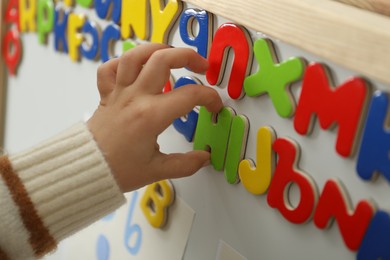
[184, 0, 390, 86]
[0, 1, 7, 147]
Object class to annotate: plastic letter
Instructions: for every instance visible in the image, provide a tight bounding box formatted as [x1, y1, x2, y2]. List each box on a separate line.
[19, 0, 37, 32]
[244, 39, 305, 118]
[68, 13, 85, 62]
[54, 7, 69, 53]
[37, 0, 54, 44]
[95, 0, 121, 23]
[101, 24, 121, 62]
[206, 23, 252, 100]
[179, 8, 211, 58]
[2, 29, 22, 75]
[357, 91, 390, 182]
[239, 126, 276, 195]
[294, 63, 368, 157]
[172, 76, 200, 142]
[81, 20, 100, 60]
[121, 0, 148, 40]
[193, 107, 234, 171]
[150, 0, 183, 43]
[357, 210, 390, 260]
[267, 138, 318, 224]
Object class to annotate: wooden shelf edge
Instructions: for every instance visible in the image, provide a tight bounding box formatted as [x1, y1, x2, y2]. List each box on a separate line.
[184, 0, 390, 86]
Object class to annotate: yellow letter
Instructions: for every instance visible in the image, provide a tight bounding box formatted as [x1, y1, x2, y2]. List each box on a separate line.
[140, 180, 175, 228]
[19, 0, 37, 32]
[239, 126, 276, 195]
[68, 13, 85, 62]
[150, 0, 183, 43]
[121, 0, 148, 40]
[64, 0, 74, 7]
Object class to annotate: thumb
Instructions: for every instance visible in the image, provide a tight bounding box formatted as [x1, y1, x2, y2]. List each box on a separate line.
[156, 151, 211, 180]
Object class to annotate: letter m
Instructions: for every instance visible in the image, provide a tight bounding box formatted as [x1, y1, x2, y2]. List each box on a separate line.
[294, 63, 368, 157]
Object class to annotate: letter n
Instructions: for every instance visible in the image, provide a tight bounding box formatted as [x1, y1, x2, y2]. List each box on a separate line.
[206, 23, 253, 100]
[313, 179, 375, 251]
[294, 63, 368, 157]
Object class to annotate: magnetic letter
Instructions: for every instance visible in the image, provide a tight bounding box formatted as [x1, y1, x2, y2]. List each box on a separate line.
[294, 63, 368, 157]
[54, 7, 69, 53]
[267, 138, 318, 224]
[95, 0, 121, 24]
[179, 8, 212, 58]
[101, 24, 121, 62]
[121, 0, 148, 40]
[37, 0, 54, 44]
[64, 0, 73, 7]
[357, 210, 390, 260]
[244, 39, 305, 118]
[224, 115, 249, 184]
[76, 0, 93, 8]
[81, 20, 100, 60]
[206, 23, 252, 100]
[172, 76, 200, 142]
[2, 29, 22, 75]
[140, 180, 175, 228]
[239, 126, 276, 195]
[357, 91, 390, 182]
[123, 41, 136, 52]
[150, 0, 183, 43]
[68, 13, 85, 62]
[19, 0, 37, 32]
[193, 107, 234, 171]
[5, 0, 20, 31]
[313, 179, 375, 251]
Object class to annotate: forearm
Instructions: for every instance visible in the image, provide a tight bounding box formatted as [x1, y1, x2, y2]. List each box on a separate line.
[0, 123, 126, 259]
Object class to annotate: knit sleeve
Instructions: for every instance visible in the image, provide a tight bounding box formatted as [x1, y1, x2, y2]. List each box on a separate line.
[0, 123, 126, 259]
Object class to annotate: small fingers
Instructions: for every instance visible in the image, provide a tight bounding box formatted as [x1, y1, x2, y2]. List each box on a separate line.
[154, 151, 211, 180]
[153, 84, 223, 131]
[97, 57, 120, 103]
[134, 48, 209, 94]
[116, 43, 171, 87]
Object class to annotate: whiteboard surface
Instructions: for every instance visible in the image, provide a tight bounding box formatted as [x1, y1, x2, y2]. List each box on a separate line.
[5, 3, 390, 260]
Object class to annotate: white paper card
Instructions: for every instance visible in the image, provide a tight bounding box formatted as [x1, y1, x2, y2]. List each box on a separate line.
[56, 187, 195, 260]
[216, 240, 247, 260]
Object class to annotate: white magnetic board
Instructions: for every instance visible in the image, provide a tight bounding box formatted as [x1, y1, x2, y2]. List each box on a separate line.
[3, 1, 390, 259]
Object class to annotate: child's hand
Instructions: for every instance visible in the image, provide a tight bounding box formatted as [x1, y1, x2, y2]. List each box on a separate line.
[87, 43, 223, 192]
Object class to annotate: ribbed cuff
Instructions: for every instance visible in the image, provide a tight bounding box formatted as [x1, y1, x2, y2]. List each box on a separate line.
[9, 123, 126, 242]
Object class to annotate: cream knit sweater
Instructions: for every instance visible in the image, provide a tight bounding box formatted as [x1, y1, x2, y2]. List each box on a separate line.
[0, 123, 126, 260]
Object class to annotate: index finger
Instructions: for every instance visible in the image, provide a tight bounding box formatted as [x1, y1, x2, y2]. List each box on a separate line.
[152, 84, 223, 132]
[134, 48, 209, 94]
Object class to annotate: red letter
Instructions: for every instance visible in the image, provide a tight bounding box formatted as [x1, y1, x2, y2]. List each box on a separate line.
[267, 138, 318, 224]
[5, 0, 20, 31]
[313, 179, 375, 251]
[294, 63, 368, 157]
[206, 23, 252, 100]
[2, 29, 22, 75]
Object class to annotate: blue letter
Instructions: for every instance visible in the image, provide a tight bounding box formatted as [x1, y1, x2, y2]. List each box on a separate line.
[54, 7, 69, 53]
[101, 24, 121, 62]
[173, 76, 200, 142]
[81, 20, 100, 60]
[180, 9, 211, 58]
[95, 0, 121, 24]
[357, 210, 390, 260]
[357, 91, 390, 182]
[124, 191, 142, 255]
